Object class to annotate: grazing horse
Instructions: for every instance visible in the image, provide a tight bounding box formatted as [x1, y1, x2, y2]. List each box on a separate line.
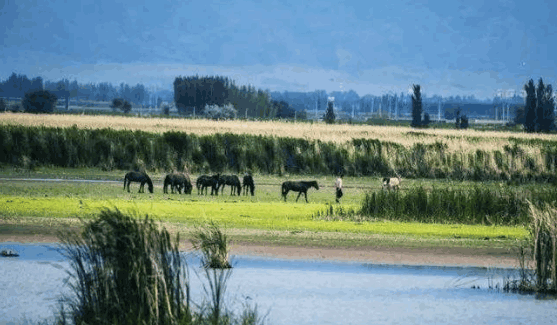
[242, 174, 255, 196]
[382, 175, 401, 191]
[281, 181, 319, 203]
[196, 174, 220, 195]
[164, 173, 192, 194]
[123, 171, 154, 193]
[218, 175, 242, 195]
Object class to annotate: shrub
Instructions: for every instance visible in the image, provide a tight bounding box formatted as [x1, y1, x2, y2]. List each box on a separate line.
[22, 90, 57, 113]
[110, 98, 132, 113]
[204, 103, 237, 120]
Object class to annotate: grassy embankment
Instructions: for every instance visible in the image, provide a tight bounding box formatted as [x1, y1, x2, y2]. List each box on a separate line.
[2, 112, 557, 182]
[0, 167, 529, 251]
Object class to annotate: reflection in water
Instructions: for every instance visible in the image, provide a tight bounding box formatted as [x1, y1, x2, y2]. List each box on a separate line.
[1, 243, 556, 325]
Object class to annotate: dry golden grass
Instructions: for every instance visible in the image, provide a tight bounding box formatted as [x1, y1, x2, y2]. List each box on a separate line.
[1, 112, 554, 155]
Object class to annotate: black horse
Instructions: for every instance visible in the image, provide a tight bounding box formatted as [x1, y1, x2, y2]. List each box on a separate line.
[123, 171, 154, 193]
[164, 173, 192, 194]
[196, 174, 220, 195]
[281, 181, 319, 203]
[242, 174, 255, 196]
[218, 175, 242, 195]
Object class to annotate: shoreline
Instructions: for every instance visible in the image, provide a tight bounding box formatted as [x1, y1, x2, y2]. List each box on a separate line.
[0, 233, 524, 269]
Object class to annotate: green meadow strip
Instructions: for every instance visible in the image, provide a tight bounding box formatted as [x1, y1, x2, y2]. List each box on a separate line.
[0, 195, 528, 240]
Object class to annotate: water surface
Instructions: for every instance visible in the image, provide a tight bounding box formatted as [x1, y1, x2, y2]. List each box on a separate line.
[1, 242, 555, 325]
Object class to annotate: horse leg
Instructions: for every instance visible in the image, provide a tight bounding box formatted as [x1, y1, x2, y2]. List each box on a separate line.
[304, 191, 308, 203]
[296, 191, 302, 202]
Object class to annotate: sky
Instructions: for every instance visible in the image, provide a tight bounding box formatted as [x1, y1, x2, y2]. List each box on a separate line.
[1, 0, 556, 99]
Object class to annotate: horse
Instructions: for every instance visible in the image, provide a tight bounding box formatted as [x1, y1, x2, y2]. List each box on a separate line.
[281, 181, 319, 203]
[164, 173, 192, 194]
[196, 174, 220, 195]
[242, 174, 255, 196]
[382, 174, 402, 191]
[218, 175, 242, 195]
[123, 171, 154, 193]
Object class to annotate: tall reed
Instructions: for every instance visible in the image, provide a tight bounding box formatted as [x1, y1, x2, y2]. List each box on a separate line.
[56, 208, 191, 325]
[358, 186, 534, 225]
[2, 124, 556, 181]
[190, 221, 232, 269]
[55, 209, 264, 325]
[529, 202, 557, 292]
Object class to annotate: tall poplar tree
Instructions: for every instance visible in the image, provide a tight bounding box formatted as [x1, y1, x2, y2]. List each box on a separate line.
[411, 84, 422, 127]
[524, 79, 536, 132]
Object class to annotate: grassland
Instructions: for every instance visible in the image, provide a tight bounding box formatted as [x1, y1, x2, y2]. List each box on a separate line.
[0, 167, 529, 255]
[1, 112, 555, 152]
[3, 113, 553, 267]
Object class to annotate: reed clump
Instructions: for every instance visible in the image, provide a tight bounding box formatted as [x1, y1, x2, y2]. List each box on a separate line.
[2, 123, 557, 181]
[529, 202, 557, 292]
[56, 208, 191, 325]
[502, 202, 557, 295]
[190, 221, 232, 269]
[319, 186, 557, 226]
[357, 186, 537, 225]
[55, 208, 264, 325]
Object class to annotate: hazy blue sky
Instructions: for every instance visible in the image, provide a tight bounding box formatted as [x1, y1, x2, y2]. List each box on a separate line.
[1, 0, 556, 99]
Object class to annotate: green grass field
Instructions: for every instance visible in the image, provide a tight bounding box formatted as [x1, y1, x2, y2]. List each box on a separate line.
[0, 167, 529, 250]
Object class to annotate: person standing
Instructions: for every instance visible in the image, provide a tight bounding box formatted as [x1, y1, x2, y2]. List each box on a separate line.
[335, 174, 343, 203]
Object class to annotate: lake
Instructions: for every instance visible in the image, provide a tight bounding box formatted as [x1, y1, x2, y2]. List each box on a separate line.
[1, 242, 555, 324]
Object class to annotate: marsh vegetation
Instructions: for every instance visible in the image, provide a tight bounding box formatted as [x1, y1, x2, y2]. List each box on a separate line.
[56, 208, 264, 325]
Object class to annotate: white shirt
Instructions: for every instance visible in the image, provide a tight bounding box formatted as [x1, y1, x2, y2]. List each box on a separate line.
[335, 178, 342, 189]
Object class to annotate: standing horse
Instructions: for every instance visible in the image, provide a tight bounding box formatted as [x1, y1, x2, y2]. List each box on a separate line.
[242, 174, 255, 196]
[218, 175, 242, 195]
[281, 181, 319, 203]
[123, 171, 154, 193]
[196, 174, 220, 195]
[164, 173, 192, 194]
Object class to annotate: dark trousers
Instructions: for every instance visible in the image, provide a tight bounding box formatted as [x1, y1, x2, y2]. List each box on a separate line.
[336, 188, 343, 202]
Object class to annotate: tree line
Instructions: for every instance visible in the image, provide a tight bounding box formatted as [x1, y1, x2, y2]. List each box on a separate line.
[523, 78, 555, 132]
[174, 75, 301, 119]
[0, 73, 151, 106]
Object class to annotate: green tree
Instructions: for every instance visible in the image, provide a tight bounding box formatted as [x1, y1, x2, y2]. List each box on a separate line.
[422, 112, 431, 126]
[22, 90, 58, 113]
[411, 84, 422, 127]
[541, 84, 555, 131]
[524, 78, 555, 132]
[110, 97, 132, 113]
[524, 79, 537, 132]
[536, 78, 546, 132]
[323, 99, 336, 124]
